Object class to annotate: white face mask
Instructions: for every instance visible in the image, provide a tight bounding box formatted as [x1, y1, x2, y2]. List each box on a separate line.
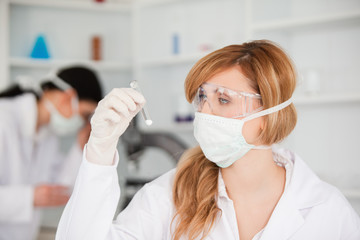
[193, 98, 293, 168]
[45, 97, 84, 136]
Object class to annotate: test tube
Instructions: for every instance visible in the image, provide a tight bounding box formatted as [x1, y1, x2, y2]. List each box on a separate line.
[130, 80, 153, 126]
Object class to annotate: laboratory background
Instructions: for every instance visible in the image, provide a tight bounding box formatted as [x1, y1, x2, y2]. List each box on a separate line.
[1, 0, 360, 239]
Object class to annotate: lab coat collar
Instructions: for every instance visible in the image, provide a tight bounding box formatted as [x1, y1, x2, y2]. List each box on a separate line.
[217, 171, 228, 200]
[217, 147, 332, 240]
[260, 189, 304, 240]
[274, 147, 331, 209]
[260, 147, 332, 240]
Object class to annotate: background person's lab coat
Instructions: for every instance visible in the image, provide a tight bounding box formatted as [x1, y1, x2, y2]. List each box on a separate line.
[0, 93, 83, 240]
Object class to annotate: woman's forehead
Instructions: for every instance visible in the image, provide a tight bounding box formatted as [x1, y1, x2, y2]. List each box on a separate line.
[205, 67, 254, 93]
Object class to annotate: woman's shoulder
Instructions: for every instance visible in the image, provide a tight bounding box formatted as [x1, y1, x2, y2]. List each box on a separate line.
[305, 181, 360, 237]
[318, 181, 360, 222]
[276, 148, 360, 228]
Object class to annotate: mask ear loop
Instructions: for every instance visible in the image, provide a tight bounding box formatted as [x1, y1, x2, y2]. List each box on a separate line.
[242, 97, 293, 150]
[242, 97, 293, 122]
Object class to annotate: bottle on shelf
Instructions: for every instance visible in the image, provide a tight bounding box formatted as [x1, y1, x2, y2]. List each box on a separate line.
[30, 34, 50, 59]
[171, 8, 183, 56]
[91, 35, 102, 61]
[172, 33, 180, 55]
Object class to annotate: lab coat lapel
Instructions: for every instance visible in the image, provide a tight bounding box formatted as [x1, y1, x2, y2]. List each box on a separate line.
[259, 191, 304, 240]
[260, 148, 332, 240]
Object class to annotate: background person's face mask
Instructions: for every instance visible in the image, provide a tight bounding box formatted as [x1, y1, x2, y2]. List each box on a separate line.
[45, 96, 84, 136]
[193, 98, 293, 168]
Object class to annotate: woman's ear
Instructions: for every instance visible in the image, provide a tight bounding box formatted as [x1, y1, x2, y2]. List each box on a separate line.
[259, 117, 265, 130]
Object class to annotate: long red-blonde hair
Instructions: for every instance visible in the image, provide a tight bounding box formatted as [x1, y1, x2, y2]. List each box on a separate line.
[172, 40, 297, 240]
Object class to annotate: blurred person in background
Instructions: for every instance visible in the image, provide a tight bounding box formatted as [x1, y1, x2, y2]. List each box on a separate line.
[0, 66, 103, 240]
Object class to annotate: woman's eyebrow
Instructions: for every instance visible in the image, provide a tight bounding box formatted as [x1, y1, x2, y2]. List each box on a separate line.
[215, 89, 232, 98]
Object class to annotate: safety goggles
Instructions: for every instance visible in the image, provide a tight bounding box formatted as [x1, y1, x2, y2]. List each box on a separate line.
[193, 82, 263, 118]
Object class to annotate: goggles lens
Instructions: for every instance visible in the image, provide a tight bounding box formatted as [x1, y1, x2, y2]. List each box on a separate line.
[193, 83, 263, 118]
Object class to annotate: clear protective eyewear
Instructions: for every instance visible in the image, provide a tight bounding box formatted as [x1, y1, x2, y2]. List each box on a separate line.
[193, 82, 263, 119]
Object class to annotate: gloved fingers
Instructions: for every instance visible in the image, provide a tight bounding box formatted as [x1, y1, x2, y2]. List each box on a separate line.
[102, 94, 132, 118]
[89, 87, 147, 139]
[106, 89, 139, 113]
[129, 103, 144, 117]
[107, 88, 145, 106]
[85, 88, 146, 165]
[100, 108, 123, 124]
[102, 88, 145, 116]
[121, 88, 146, 106]
[116, 91, 138, 112]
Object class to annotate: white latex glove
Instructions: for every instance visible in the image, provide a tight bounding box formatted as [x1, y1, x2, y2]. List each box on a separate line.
[86, 88, 145, 165]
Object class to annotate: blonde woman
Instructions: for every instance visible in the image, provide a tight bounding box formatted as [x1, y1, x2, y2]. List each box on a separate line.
[56, 40, 360, 240]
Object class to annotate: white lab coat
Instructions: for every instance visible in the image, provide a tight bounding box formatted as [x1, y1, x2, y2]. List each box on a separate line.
[56, 147, 360, 240]
[0, 94, 83, 240]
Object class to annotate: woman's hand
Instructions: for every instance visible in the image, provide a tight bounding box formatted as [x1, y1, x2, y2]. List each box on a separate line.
[34, 184, 70, 207]
[86, 88, 145, 165]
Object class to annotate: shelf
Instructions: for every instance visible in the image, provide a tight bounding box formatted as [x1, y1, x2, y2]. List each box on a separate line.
[294, 93, 360, 105]
[10, 57, 131, 72]
[252, 10, 360, 32]
[9, 0, 131, 13]
[141, 51, 211, 67]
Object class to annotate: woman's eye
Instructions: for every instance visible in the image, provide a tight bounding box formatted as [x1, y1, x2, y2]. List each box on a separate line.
[199, 93, 206, 100]
[219, 98, 229, 104]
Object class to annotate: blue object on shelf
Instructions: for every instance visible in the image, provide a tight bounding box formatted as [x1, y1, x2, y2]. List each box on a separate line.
[172, 33, 179, 55]
[30, 34, 50, 59]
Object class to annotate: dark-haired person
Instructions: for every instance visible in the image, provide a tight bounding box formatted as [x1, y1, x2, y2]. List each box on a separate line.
[0, 66, 103, 240]
[56, 41, 359, 240]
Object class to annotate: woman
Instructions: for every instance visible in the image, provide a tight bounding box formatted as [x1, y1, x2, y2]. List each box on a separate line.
[0, 66, 103, 240]
[56, 41, 360, 240]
